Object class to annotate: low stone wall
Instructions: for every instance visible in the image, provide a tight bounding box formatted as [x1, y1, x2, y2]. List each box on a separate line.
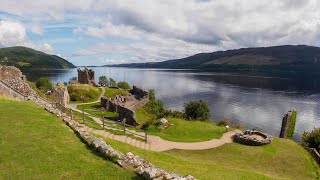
[101, 97, 139, 126]
[233, 130, 272, 146]
[40, 97, 195, 180]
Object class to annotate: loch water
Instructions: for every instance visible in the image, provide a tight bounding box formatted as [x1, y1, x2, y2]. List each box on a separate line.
[24, 67, 320, 140]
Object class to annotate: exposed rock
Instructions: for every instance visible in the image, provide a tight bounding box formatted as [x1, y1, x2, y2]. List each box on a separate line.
[160, 118, 169, 125]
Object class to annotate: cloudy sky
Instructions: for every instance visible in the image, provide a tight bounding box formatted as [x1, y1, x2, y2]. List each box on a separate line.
[0, 0, 320, 66]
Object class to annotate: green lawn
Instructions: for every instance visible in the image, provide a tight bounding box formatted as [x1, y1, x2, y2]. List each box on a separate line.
[99, 136, 320, 180]
[148, 118, 226, 142]
[136, 105, 225, 142]
[68, 84, 102, 103]
[77, 102, 119, 118]
[136, 105, 155, 124]
[0, 97, 139, 179]
[104, 87, 129, 99]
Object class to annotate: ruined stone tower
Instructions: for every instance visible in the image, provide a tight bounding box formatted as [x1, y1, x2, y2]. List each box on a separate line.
[279, 109, 297, 139]
[77, 67, 96, 86]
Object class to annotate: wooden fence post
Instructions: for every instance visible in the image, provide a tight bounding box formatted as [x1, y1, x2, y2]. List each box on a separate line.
[122, 119, 126, 135]
[82, 109, 85, 124]
[102, 111, 105, 130]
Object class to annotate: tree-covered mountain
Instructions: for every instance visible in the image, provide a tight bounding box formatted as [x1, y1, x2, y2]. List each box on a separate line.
[0, 46, 76, 69]
[106, 45, 320, 73]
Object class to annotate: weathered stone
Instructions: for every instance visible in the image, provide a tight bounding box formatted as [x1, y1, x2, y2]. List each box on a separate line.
[160, 118, 169, 125]
[77, 67, 96, 86]
[233, 130, 272, 146]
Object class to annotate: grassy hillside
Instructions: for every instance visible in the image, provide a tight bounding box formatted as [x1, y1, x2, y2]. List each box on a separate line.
[0, 46, 75, 69]
[100, 136, 320, 180]
[107, 45, 320, 73]
[0, 97, 139, 179]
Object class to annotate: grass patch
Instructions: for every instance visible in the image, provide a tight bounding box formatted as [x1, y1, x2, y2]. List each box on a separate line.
[72, 110, 102, 130]
[16, 61, 31, 67]
[68, 84, 102, 103]
[104, 87, 129, 99]
[99, 136, 320, 180]
[136, 105, 156, 124]
[77, 102, 119, 118]
[0, 97, 139, 179]
[287, 110, 297, 139]
[148, 118, 225, 142]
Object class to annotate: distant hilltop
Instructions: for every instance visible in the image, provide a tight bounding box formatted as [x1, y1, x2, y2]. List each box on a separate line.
[0, 46, 76, 70]
[105, 45, 320, 73]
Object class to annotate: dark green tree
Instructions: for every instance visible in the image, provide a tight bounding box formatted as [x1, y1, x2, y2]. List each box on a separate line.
[99, 76, 108, 87]
[117, 81, 131, 90]
[36, 77, 52, 91]
[302, 128, 320, 152]
[184, 100, 210, 121]
[109, 78, 117, 87]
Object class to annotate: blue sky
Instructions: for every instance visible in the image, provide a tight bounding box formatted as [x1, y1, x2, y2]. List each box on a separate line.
[1, 0, 320, 66]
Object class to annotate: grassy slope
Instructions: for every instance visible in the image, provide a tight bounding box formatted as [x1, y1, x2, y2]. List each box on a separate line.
[104, 87, 129, 99]
[0, 46, 75, 69]
[77, 102, 119, 118]
[0, 98, 139, 179]
[136, 106, 225, 142]
[100, 136, 320, 180]
[148, 118, 225, 142]
[68, 84, 102, 103]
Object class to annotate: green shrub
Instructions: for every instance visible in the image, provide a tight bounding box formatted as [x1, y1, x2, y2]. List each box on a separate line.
[36, 77, 52, 91]
[217, 120, 229, 126]
[67, 84, 100, 103]
[302, 128, 320, 152]
[117, 81, 131, 90]
[184, 100, 210, 121]
[99, 76, 108, 87]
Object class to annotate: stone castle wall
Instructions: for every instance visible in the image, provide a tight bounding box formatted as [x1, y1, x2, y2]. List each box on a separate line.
[129, 86, 149, 100]
[0, 66, 35, 99]
[77, 67, 96, 86]
[279, 109, 296, 138]
[101, 97, 139, 126]
[52, 82, 69, 106]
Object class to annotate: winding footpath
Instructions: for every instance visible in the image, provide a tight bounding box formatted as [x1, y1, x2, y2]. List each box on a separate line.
[66, 87, 241, 152]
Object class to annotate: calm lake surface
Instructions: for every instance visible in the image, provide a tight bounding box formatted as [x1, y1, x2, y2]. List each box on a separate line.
[24, 67, 320, 140]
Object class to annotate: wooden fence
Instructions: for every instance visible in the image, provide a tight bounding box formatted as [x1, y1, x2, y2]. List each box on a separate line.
[76, 109, 147, 142]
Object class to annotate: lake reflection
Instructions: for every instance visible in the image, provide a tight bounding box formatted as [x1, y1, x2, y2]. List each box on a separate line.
[23, 67, 320, 140]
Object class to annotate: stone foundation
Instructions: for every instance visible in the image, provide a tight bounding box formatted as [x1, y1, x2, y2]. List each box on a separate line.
[101, 97, 139, 126]
[233, 130, 272, 146]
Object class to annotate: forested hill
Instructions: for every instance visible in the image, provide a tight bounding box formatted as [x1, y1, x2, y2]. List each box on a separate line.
[106, 45, 320, 73]
[0, 46, 76, 69]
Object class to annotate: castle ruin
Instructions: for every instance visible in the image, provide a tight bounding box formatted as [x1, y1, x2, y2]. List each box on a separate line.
[77, 67, 96, 86]
[52, 82, 70, 106]
[279, 109, 297, 139]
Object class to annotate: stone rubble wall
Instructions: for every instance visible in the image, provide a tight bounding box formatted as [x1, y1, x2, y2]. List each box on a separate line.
[0, 80, 27, 100]
[0, 65, 36, 98]
[35, 96, 195, 180]
[129, 86, 149, 100]
[101, 97, 139, 126]
[233, 130, 272, 146]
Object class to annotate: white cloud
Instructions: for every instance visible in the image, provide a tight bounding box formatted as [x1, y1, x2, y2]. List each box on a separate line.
[2, 0, 320, 64]
[0, 20, 54, 53]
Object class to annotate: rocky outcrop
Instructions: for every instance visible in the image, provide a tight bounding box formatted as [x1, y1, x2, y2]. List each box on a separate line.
[233, 130, 272, 146]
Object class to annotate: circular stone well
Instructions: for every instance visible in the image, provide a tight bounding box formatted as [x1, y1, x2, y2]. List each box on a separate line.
[233, 130, 272, 146]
